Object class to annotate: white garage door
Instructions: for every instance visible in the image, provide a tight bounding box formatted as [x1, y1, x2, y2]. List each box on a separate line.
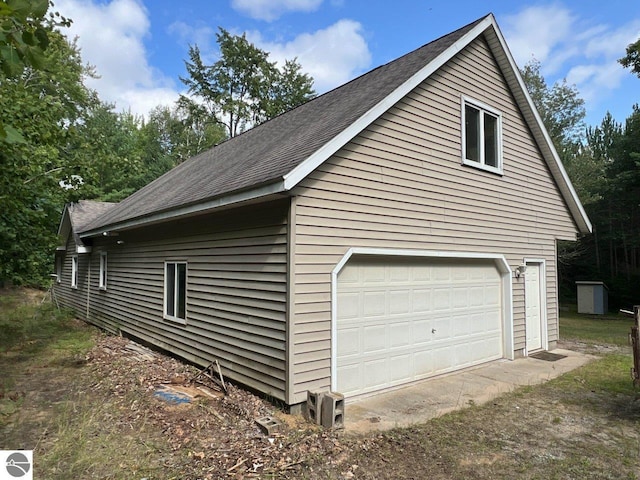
[336, 256, 503, 398]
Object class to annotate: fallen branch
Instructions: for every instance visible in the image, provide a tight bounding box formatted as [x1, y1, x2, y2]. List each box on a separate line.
[190, 358, 227, 394]
[227, 457, 247, 473]
[215, 359, 227, 393]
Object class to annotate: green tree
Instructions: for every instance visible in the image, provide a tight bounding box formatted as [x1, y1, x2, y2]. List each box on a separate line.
[180, 28, 315, 138]
[0, 31, 95, 285]
[619, 38, 640, 77]
[520, 59, 596, 203]
[559, 107, 640, 307]
[135, 104, 226, 185]
[521, 59, 586, 156]
[67, 104, 145, 202]
[0, 0, 71, 142]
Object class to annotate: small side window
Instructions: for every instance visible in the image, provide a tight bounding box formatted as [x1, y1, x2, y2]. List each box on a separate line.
[99, 252, 107, 290]
[462, 97, 503, 174]
[164, 261, 187, 324]
[71, 256, 78, 288]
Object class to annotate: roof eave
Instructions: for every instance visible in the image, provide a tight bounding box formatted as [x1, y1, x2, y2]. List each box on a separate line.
[79, 180, 287, 238]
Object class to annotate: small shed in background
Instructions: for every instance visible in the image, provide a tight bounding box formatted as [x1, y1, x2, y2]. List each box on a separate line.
[576, 281, 609, 315]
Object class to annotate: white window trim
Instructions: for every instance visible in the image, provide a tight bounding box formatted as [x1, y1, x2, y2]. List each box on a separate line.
[164, 261, 187, 325]
[99, 252, 107, 290]
[71, 255, 78, 289]
[461, 95, 503, 175]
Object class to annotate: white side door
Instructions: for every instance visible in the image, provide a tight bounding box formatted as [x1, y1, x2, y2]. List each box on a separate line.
[525, 262, 543, 351]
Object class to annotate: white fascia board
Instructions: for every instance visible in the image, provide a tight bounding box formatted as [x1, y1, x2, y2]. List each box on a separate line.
[332, 247, 512, 274]
[57, 205, 73, 249]
[485, 22, 592, 234]
[57, 204, 70, 236]
[283, 15, 495, 191]
[76, 246, 92, 254]
[79, 180, 286, 238]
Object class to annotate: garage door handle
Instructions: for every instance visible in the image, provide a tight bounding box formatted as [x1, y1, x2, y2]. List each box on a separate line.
[432, 328, 436, 334]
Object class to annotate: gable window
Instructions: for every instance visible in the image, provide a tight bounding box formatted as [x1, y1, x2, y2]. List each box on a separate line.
[99, 252, 108, 290]
[164, 261, 187, 324]
[462, 97, 503, 174]
[71, 255, 78, 288]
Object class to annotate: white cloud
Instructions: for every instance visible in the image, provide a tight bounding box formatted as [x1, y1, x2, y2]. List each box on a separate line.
[584, 21, 640, 59]
[231, 0, 323, 22]
[502, 4, 640, 119]
[503, 5, 576, 73]
[248, 19, 371, 92]
[56, 0, 179, 117]
[168, 21, 216, 52]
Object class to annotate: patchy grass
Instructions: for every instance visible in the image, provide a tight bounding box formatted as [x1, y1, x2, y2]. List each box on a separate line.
[38, 389, 172, 479]
[0, 289, 95, 427]
[559, 307, 633, 346]
[1, 290, 639, 479]
[306, 352, 640, 480]
[0, 288, 91, 355]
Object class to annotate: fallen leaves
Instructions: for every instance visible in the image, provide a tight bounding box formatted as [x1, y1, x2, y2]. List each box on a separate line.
[80, 334, 347, 478]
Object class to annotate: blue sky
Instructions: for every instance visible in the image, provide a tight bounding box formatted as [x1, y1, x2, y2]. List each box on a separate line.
[55, 0, 640, 127]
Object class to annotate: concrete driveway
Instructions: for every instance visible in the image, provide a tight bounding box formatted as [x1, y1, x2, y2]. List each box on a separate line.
[345, 348, 595, 432]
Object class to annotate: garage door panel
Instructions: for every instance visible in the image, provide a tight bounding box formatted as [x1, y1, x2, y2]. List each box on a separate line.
[363, 291, 385, 317]
[338, 363, 362, 393]
[390, 321, 411, 347]
[412, 288, 431, 312]
[433, 289, 451, 310]
[389, 265, 411, 281]
[452, 287, 470, 308]
[363, 265, 385, 282]
[337, 291, 359, 318]
[337, 257, 504, 398]
[451, 314, 471, 337]
[336, 327, 360, 357]
[413, 350, 433, 374]
[468, 286, 486, 306]
[413, 319, 433, 343]
[389, 289, 411, 314]
[390, 354, 412, 382]
[434, 316, 452, 336]
[432, 265, 451, 281]
[363, 358, 388, 388]
[431, 345, 452, 371]
[484, 285, 501, 304]
[363, 325, 386, 352]
[412, 265, 431, 281]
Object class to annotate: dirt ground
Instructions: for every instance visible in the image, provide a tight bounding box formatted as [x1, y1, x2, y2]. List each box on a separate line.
[1, 324, 640, 479]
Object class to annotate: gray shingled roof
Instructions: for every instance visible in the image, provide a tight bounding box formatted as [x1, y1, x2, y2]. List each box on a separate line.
[80, 16, 486, 234]
[69, 200, 117, 232]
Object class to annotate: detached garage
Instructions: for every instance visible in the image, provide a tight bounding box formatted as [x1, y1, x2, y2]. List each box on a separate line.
[331, 250, 514, 398]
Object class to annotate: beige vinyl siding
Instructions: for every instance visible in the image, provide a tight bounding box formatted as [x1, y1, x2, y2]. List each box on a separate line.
[289, 36, 577, 403]
[57, 200, 289, 402]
